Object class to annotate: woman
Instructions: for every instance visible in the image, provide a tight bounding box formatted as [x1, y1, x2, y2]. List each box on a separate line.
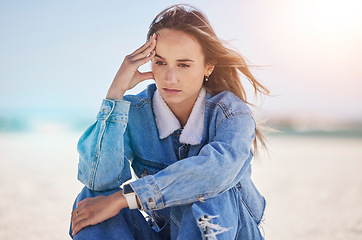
[70, 4, 269, 240]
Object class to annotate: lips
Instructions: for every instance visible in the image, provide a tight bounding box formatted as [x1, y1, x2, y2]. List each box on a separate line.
[162, 88, 181, 94]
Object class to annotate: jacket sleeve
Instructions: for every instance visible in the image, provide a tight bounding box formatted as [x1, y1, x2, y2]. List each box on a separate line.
[130, 112, 256, 211]
[77, 99, 132, 191]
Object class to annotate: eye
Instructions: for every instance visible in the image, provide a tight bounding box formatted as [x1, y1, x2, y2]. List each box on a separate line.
[178, 63, 190, 68]
[155, 61, 166, 66]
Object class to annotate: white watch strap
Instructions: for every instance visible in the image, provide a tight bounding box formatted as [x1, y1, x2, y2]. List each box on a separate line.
[124, 192, 139, 209]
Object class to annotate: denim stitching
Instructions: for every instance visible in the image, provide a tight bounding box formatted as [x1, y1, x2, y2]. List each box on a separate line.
[89, 100, 116, 190]
[216, 112, 254, 129]
[150, 176, 165, 209]
[165, 191, 218, 207]
[205, 101, 217, 109]
[218, 102, 232, 118]
[239, 192, 255, 219]
[130, 98, 151, 109]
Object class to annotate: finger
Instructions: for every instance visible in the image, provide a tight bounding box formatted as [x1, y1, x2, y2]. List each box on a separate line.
[76, 199, 86, 207]
[71, 207, 85, 224]
[71, 210, 87, 232]
[131, 38, 157, 61]
[72, 218, 89, 236]
[71, 212, 79, 228]
[139, 71, 155, 81]
[131, 35, 154, 55]
[133, 49, 156, 67]
[71, 208, 77, 220]
[130, 34, 156, 57]
[71, 208, 80, 219]
[72, 203, 82, 219]
[71, 213, 79, 232]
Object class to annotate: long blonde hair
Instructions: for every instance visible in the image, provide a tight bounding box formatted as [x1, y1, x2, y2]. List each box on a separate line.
[147, 4, 270, 153]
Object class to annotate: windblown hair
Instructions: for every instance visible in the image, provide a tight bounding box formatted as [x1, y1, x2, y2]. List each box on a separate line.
[147, 4, 270, 153]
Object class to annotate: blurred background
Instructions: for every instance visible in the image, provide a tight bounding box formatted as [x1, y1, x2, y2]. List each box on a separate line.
[1, 0, 361, 239]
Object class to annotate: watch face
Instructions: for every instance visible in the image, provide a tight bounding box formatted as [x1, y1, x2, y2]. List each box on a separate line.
[123, 184, 134, 195]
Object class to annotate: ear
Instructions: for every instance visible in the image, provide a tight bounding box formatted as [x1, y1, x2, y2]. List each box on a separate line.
[205, 63, 215, 76]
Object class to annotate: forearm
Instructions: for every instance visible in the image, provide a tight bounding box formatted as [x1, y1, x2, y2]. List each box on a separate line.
[106, 84, 126, 100]
[132, 146, 252, 210]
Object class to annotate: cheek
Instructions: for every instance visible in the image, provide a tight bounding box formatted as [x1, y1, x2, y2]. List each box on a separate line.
[189, 68, 206, 82]
[151, 66, 162, 81]
[151, 64, 156, 74]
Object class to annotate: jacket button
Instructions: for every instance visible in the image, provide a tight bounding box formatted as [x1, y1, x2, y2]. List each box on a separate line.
[141, 169, 147, 178]
[148, 198, 156, 209]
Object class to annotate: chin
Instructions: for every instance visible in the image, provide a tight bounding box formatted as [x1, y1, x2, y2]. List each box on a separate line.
[161, 95, 182, 105]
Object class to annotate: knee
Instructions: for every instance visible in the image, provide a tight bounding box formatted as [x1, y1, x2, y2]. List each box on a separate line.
[170, 192, 239, 239]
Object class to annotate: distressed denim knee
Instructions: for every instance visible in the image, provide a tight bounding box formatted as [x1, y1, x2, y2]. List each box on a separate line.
[169, 187, 264, 240]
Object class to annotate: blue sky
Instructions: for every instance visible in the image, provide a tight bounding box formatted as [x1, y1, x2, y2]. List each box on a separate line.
[1, 0, 362, 125]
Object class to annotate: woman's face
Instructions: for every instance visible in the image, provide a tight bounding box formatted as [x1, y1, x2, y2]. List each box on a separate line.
[152, 28, 213, 111]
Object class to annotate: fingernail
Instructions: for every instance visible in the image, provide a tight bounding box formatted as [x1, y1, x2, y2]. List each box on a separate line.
[72, 231, 74, 236]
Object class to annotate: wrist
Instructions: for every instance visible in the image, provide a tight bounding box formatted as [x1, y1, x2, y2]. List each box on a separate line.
[111, 191, 128, 210]
[106, 86, 126, 100]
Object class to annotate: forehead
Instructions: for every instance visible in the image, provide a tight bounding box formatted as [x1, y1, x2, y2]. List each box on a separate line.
[155, 29, 204, 61]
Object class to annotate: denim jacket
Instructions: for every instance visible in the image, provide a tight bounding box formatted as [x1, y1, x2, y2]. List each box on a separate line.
[77, 84, 265, 223]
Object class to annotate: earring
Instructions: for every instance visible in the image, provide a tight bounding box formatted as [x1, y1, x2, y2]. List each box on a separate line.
[204, 75, 209, 82]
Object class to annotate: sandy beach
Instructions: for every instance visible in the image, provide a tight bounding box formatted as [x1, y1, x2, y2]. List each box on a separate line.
[0, 132, 361, 239]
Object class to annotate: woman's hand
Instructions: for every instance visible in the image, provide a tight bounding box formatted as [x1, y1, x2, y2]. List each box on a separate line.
[71, 190, 128, 236]
[106, 34, 157, 100]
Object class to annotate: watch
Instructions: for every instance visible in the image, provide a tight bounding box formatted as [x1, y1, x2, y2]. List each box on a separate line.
[122, 184, 139, 209]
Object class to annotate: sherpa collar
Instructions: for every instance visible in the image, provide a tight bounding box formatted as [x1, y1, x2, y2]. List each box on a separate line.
[152, 88, 206, 145]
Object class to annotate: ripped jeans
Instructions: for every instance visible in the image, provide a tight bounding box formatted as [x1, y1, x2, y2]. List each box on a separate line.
[70, 186, 264, 240]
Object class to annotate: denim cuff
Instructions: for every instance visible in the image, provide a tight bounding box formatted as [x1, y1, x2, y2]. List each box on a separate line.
[130, 176, 164, 211]
[97, 99, 130, 122]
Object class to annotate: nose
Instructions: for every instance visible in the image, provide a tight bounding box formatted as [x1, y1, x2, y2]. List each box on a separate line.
[164, 67, 177, 83]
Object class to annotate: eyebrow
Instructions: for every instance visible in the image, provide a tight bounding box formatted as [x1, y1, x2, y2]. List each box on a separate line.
[155, 54, 194, 62]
